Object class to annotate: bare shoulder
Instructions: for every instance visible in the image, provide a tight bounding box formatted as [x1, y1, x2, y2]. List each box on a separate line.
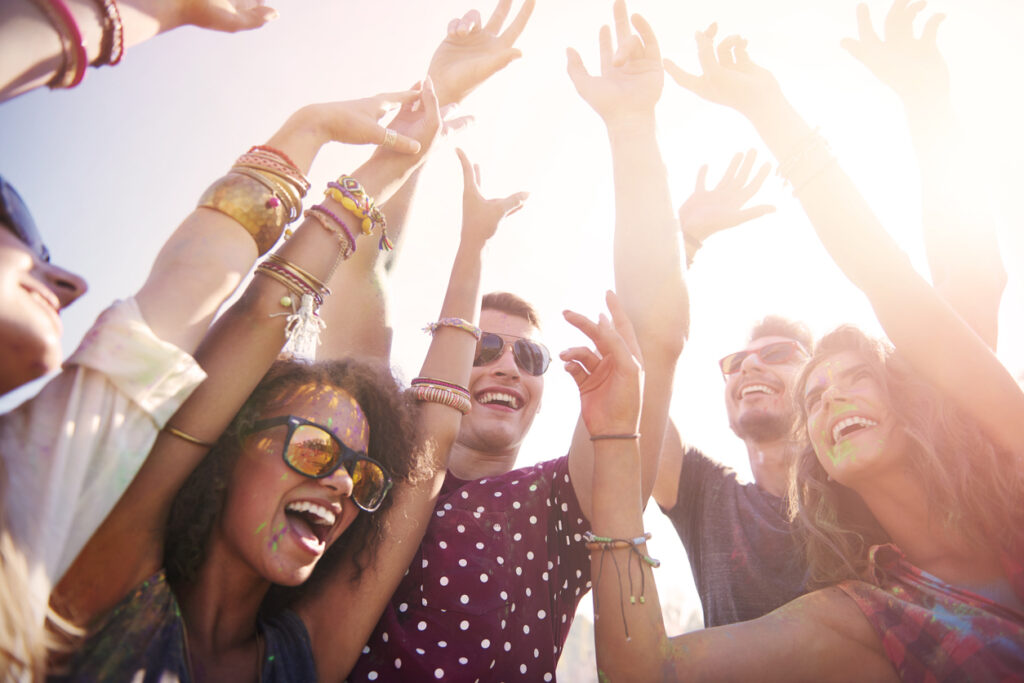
[665, 587, 898, 682]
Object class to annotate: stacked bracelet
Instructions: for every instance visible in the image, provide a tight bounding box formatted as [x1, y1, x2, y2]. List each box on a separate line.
[410, 377, 472, 415]
[325, 175, 392, 251]
[255, 253, 330, 361]
[776, 127, 836, 196]
[32, 0, 88, 89]
[423, 317, 482, 341]
[197, 147, 310, 255]
[305, 204, 356, 258]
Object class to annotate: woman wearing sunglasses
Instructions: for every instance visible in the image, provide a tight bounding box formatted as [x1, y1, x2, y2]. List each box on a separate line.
[51, 91, 536, 682]
[582, 15, 1024, 683]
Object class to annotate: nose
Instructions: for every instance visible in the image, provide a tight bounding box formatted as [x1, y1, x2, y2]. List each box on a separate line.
[35, 261, 87, 309]
[738, 349, 765, 374]
[821, 383, 846, 405]
[490, 342, 521, 378]
[320, 464, 354, 498]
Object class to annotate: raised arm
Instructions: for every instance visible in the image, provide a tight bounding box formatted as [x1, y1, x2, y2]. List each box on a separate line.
[301, 148, 528, 680]
[841, 0, 1005, 349]
[53, 90, 430, 625]
[565, 0, 688, 518]
[316, 0, 534, 363]
[665, 26, 1024, 454]
[0, 0, 277, 103]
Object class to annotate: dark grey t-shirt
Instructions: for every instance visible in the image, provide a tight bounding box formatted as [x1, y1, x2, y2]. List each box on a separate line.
[660, 446, 808, 627]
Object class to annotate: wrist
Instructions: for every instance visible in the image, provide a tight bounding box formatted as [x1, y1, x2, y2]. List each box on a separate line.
[604, 112, 657, 139]
[118, 0, 182, 38]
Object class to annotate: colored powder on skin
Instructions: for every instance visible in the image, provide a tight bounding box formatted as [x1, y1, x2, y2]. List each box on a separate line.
[255, 521, 267, 535]
[828, 439, 857, 467]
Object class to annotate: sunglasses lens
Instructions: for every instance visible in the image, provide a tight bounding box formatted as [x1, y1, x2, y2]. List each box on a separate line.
[719, 351, 745, 375]
[0, 179, 47, 262]
[513, 339, 550, 376]
[287, 424, 341, 477]
[350, 459, 389, 511]
[760, 342, 797, 364]
[473, 333, 504, 367]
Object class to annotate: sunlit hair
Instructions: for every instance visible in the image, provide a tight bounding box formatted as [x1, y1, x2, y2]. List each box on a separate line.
[482, 291, 541, 329]
[749, 315, 813, 353]
[788, 325, 1024, 587]
[164, 358, 423, 594]
[0, 460, 81, 678]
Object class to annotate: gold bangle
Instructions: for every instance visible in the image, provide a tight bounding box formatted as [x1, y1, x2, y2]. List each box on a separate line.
[164, 425, 215, 448]
[197, 173, 287, 255]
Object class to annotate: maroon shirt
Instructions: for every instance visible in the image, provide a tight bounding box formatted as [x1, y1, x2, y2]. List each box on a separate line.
[349, 455, 591, 681]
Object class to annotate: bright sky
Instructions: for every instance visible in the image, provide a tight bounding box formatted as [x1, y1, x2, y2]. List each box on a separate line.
[2, 0, 1022, 679]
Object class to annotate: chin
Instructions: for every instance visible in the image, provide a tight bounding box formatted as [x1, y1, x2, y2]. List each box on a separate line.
[733, 412, 793, 442]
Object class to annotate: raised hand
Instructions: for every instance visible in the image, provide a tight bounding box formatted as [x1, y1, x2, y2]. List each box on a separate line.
[456, 148, 529, 248]
[427, 0, 536, 106]
[561, 291, 644, 439]
[566, 0, 664, 127]
[177, 0, 279, 32]
[678, 149, 774, 246]
[664, 25, 785, 119]
[840, 0, 949, 105]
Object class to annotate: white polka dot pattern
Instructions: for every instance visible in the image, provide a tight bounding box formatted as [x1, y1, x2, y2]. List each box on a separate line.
[349, 455, 591, 681]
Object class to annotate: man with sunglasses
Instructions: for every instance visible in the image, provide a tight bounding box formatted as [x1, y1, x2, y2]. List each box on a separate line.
[653, 314, 815, 628]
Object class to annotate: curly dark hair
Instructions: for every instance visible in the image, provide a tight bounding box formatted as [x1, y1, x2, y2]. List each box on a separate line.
[788, 325, 1024, 587]
[164, 358, 422, 595]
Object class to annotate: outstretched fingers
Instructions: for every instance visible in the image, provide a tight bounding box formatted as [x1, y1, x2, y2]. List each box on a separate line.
[497, 0, 535, 45]
[663, 58, 703, 94]
[631, 13, 661, 62]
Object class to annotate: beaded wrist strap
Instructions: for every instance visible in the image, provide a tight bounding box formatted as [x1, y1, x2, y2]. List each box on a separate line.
[93, 0, 124, 66]
[410, 377, 472, 415]
[423, 317, 482, 341]
[584, 529, 660, 640]
[325, 176, 392, 251]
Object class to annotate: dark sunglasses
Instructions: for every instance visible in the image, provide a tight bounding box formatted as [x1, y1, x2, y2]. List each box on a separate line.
[719, 340, 808, 376]
[251, 415, 393, 512]
[0, 175, 49, 263]
[473, 332, 551, 376]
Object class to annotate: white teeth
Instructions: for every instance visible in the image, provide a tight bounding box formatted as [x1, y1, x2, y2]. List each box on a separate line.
[285, 501, 336, 526]
[741, 384, 776, 398]
[478, 392, 521, 409]
[832, 416, 878, 444]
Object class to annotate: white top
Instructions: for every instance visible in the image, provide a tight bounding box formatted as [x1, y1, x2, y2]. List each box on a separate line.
[0, 297, 206, 622]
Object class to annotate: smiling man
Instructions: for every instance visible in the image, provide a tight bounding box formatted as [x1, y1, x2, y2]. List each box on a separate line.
[653, 316, 814, 627]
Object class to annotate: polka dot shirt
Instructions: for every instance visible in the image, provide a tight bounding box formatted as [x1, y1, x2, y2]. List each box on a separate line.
[348, 455, 592, 681]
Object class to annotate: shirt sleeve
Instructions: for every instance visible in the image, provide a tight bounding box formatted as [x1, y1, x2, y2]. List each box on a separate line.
[0, 297, 207, 589]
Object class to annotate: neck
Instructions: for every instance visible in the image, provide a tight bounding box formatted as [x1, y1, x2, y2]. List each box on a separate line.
[855, 469, 1005, 586]
[744, 436, 797, 497]
[175, 539, 268, 666]
[446, 438, 520, 481]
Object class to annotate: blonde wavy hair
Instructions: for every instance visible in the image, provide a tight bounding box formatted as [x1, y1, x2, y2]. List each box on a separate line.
[788, 325, 1024, 587]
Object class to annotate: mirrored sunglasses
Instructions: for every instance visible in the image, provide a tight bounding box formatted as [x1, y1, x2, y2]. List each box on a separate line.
[0, 176, 49, 263]
[251, 415, 393, 512]
[473, 332, 551, 376]
[719, 340, 808, 376]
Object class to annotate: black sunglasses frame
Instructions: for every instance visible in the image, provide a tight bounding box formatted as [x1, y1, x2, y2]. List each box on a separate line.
[473, 332, 551, 376]
[719, 340, 808, 376]
[0, 176, 49, 263]
[251, 415, 393, 512]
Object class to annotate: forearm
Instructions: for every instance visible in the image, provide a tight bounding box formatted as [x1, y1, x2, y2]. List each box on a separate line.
[903, 97, 1005, 348]
[0, 0, 182, 102]
[590, 440, 669, 682]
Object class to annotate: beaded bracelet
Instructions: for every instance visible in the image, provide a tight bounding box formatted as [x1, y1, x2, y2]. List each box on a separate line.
[33, 0, 87, 88]
[250, 145, 299, 171]
[585, 530, 660, 640]
[325, 176, 392, 251]
[93, 0, 124, 66]
[256, 262, 323, 308]
[264, 253, 329, 295]
[422, 317, 482, 341]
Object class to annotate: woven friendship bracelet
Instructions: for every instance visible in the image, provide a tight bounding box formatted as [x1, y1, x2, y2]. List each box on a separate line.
[410, 379, 472, 415]
[422, 317, 482, 341]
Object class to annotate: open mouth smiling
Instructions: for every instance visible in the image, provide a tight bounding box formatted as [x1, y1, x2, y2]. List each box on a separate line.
[830, 416, 877, 445]
[284, 500, 338, 547]
[475, 390, 523, 410]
